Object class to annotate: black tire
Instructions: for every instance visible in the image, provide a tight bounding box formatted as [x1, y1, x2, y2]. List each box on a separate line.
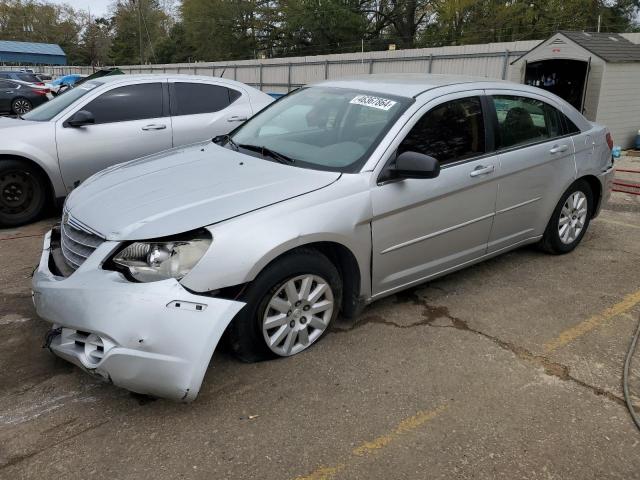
[539, 179, 593, 255]
[228, 248, 342, 363]
[0, 159, 48, 228]
[11, 97, 32, 115]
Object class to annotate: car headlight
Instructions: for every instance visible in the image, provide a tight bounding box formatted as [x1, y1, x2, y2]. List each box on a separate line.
[110, 230, 211, 282]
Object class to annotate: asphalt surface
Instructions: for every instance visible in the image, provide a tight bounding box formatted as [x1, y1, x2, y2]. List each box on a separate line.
[1, 157, 640, 479]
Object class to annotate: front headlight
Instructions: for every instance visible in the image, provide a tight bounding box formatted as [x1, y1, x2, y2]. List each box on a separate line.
[110, 230, 211, 282]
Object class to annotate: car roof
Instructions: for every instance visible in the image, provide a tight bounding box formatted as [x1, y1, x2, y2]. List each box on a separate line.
[1, 78, 36, 86]
[92, 73, 272, 101]
[97, 73, 252, 87]
[314, 73, 514, 98]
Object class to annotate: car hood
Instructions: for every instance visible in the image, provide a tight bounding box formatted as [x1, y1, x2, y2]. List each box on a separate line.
[0, 117, 43, 130]
[64, 142, 342, 240]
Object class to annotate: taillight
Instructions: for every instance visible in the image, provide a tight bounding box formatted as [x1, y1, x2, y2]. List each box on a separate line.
[36, 82, 45, 86]
[606, 132, 614, 150]
[33, 88, 50, 95]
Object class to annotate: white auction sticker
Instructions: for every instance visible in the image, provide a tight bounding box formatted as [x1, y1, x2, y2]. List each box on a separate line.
[350, 95, 397, 111]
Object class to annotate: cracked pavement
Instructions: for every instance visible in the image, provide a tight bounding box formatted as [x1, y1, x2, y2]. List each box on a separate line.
[1, 157, 640, 479]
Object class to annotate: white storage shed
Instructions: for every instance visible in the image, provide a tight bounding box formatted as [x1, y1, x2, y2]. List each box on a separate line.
[510, 31, 640, 147]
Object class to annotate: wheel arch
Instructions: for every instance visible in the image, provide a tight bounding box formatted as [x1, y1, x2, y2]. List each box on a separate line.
[578, 174, 602, 218]
[218, 240, 365, 319]
[297, 241, 363, 318]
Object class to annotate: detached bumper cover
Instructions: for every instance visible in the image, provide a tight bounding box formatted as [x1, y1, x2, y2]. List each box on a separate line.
[595, 165, 615, 217]
[32, 231, 245, 401]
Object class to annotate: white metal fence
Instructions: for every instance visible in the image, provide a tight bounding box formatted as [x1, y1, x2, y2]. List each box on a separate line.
[5, 39, 542, 92]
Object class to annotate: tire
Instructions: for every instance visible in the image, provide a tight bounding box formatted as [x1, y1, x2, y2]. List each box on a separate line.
[11, 97, 32, 115]
[539, 179, 593, 255]
[0, 159, 48, 228]
[228, 248, 342, 362]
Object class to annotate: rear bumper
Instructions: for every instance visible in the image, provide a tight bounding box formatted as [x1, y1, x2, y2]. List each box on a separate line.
[32, 231, 245, 401]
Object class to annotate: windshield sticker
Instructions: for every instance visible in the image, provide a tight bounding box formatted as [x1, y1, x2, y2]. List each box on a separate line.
[350, 95, 397, 111]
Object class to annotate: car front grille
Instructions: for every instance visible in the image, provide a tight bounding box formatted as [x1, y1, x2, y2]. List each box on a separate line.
[60, 213, 104, 272]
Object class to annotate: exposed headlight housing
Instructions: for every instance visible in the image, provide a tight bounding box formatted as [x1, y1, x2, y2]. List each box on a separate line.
[109, 230, 212, 282]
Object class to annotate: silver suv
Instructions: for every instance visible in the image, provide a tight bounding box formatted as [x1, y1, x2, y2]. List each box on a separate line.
[32, 74, 614, 401]
[0, 74, 273, 227]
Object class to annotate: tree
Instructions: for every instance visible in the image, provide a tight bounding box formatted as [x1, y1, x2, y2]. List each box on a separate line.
[0, 0, 83, 63]
[156, 22, 192, 62]
[80, 17, 112, 67]
[109, 0, 169, 65]
[279, 0, 367, 55]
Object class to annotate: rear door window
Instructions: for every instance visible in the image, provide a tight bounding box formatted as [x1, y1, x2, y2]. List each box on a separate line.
[399, 96, 486, 166]
[82, 83, 164, 124]
[0, 80, 16, 89]
[17, 73, 40, 83]
[492, 95, 565, 148]
[172, 82, 241, 116]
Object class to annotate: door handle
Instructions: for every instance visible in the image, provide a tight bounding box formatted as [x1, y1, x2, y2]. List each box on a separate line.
[227, 115, 248, 122]
[469, 165, 495, 177]
[141, 124, 167, 131]
[549, 144, 569, 154]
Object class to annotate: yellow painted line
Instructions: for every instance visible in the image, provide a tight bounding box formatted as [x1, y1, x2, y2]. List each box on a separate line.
[293, 465, 346, 480]
[352, 404, 448, 456]
[294, 404, 448, 480]
[543, 289, 640, 353]
[598, 218, 640, 230]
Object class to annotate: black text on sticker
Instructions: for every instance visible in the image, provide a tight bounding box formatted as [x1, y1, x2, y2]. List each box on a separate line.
[350, 95, 397, 111]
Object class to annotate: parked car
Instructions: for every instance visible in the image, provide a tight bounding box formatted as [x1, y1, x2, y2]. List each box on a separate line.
[0, 71, 44, 85]
[0, 78, 50, 114]
[32, 74, 614, 401]
[48, 74, 85, 94]
[0, 74, 273, 227]
[36, 73, 53, 82]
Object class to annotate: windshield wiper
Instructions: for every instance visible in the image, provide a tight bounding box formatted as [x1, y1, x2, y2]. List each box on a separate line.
[212, 134, 239, 152]
[238, 144, 295, 164]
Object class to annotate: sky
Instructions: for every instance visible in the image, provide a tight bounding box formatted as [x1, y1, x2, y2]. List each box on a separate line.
[48, 0, 112, 18]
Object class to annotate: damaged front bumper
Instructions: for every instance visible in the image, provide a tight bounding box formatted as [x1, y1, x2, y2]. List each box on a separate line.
[31, 230, 245, 401]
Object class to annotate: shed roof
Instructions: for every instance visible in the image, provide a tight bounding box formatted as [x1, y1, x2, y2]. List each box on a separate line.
[0, 40, 65, 57]
[558, 31, 640, 62]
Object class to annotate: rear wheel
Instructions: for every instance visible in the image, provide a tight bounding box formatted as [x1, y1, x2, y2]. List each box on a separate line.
[539, 179, 593, 254]
[0, 159, 48, 228]
[228, 248, 342, 362]
[11, 97, 32, 115]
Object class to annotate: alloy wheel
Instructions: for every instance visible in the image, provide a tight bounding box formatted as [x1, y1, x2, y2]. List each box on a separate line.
[262, 274, 334, 356]
[558, 191, 588, 245]
[12, 99, 32, 114]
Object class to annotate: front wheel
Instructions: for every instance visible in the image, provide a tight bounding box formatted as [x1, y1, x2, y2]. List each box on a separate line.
[539, 179, 593, 254]
[0, 159, 48, 228]
[227, 248, 342, 362]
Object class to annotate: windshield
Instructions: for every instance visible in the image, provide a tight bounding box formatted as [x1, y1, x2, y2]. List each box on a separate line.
[230, 87, 411, 172]
[22, 81, 103, 122]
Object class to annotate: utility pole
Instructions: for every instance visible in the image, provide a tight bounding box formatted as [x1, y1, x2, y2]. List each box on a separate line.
[136, 0, 144, 65]
[597, 14, 601, 33]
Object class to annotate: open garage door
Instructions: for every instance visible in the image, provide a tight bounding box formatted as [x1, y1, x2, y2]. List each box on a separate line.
[524, 59, 590, 112]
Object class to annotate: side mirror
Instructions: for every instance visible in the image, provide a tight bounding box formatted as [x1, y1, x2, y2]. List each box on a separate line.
[66, 110, 95, 127]
[392, 151, 440, 179]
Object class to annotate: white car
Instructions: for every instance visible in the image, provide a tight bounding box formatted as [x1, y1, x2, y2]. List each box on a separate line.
[0, 74, 274, 227]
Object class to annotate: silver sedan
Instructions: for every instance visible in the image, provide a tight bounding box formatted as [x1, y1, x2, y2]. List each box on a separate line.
[32, 74, 615, 401]
[0, 74, 273, 227]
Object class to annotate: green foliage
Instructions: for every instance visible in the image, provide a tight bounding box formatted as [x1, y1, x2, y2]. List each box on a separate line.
[109, 0, 169, 65]
[0, 0, 638, 65]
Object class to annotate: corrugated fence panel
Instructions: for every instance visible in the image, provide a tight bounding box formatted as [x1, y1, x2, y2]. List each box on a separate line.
[12, 39, 545, 90]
